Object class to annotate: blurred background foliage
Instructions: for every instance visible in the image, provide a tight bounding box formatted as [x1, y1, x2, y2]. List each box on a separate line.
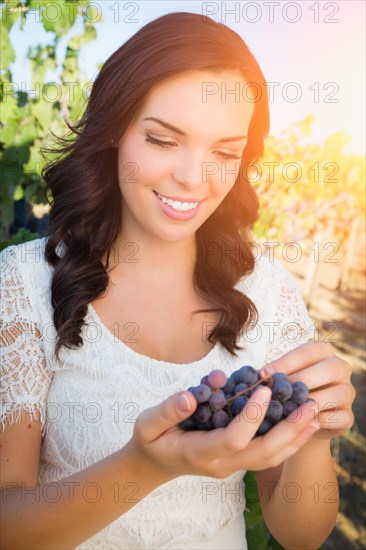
[251, 119, 365, 249]
[1, 0, 100, 247]
[0, 2, 364, 549]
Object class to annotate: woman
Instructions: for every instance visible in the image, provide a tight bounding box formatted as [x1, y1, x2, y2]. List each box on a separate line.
[0, 12, 355, 550]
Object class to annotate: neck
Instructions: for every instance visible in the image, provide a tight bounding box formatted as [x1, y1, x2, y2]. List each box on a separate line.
[104, 228, 198, 287]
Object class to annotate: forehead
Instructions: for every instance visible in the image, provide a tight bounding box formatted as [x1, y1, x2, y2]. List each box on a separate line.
[137, 70, 255, 137]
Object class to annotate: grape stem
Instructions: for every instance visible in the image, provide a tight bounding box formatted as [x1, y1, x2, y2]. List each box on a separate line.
[225, 372, 273, 404]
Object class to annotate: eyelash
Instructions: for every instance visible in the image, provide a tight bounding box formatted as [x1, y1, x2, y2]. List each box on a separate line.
[144, 134, 242, 160]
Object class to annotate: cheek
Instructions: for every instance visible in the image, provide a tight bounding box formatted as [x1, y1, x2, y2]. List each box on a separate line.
[118, 146, 170, 188]
[117, 147, 143, 191]
[212, 166, 238, 197]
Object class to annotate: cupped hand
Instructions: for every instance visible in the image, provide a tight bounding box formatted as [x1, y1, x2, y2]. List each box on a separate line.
[125, 383, 324, 481]
[260, 341, 356, 440]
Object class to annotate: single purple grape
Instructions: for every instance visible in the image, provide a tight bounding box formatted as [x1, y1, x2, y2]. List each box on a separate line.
[209, 390, 226, 412]
[256, 419, 273, 436]
[179, 417, 197, 430]
[231, 396, 248, 416]
[207, 369, 227, 389]
[265, 400, 283, 423]
[271, 380, 293, 402]
[212, 410, 230, 428]
[195, 405, 212, 423]
[189, 384, 212, 404]
[236, 365, 258, 385]
[282, 400, 298, 418]
[196, 418, 214, 430]
[232, 371, 242, 384]
[291, 381, 309, 405]
[222, 376, 236, 394]
[200, 375, 209, 386]
[272, 372, 288, 382]
[234, 383, 248, 394]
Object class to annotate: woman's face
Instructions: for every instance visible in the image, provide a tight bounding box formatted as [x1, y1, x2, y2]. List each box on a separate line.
[116, 69, 255, 243]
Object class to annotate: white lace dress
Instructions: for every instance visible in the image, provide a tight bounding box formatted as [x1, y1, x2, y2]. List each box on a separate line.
[0, 237, 314, 549]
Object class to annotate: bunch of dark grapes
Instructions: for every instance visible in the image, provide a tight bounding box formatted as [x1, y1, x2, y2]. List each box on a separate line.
[179, 367, 310, 436]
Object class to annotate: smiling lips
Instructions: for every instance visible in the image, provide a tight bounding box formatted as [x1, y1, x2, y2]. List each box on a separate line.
[153, 190, 204, 221]
[154, 190, 202, 211]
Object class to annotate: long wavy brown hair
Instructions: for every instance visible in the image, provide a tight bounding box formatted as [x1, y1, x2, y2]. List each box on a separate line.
[42, 12, 270, 361]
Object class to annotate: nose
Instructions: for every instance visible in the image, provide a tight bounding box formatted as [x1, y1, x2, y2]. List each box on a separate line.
[171, 152, 208, 191]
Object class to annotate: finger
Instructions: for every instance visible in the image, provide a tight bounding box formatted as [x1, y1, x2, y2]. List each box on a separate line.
[217, 400, 320, 471]
[286, 356, 352, 389]
[309, 382, 356, 412]
[257, 399, 320, 450]
[193, 386, 272, 461]
[135, 391, 197, 443]
[259, 342, 335, 378]
[264, 419, 321, 465]
[318, 407, 355, 433]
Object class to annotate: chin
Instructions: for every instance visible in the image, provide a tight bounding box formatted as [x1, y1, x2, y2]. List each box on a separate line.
[153, 226, 197, 243]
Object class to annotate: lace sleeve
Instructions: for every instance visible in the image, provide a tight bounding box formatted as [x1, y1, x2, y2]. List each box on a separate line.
[0, 244, 53, 435]
[264, 258, 315, 365]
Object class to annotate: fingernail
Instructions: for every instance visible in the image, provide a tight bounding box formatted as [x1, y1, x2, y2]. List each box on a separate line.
[176, 394, 191, 413]
[260, 366, 275, 378]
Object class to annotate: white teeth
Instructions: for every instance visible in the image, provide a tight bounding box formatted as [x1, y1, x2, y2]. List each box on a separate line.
[157, 193, 199, 211]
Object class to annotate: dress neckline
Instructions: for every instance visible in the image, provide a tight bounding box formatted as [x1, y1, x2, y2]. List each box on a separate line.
[87, 303, 221, 367]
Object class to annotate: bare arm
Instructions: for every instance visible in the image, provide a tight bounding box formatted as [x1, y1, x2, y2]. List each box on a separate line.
[255, 340, 355, 550]
[1, 422, 172, 550]
[256, 438, 338, 550]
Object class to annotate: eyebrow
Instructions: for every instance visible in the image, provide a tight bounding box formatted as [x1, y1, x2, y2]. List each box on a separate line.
[143, 116, 247, 143]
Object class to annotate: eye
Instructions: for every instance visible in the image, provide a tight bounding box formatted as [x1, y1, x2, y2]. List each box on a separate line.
[145, 134, 176, 148]
[145, 133, 242, 160]
[215, 151, 242, 160]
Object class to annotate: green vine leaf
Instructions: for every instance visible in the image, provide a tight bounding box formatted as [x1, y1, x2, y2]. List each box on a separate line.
[0, 23, 16, 68]
[1, 1, 22, 31]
